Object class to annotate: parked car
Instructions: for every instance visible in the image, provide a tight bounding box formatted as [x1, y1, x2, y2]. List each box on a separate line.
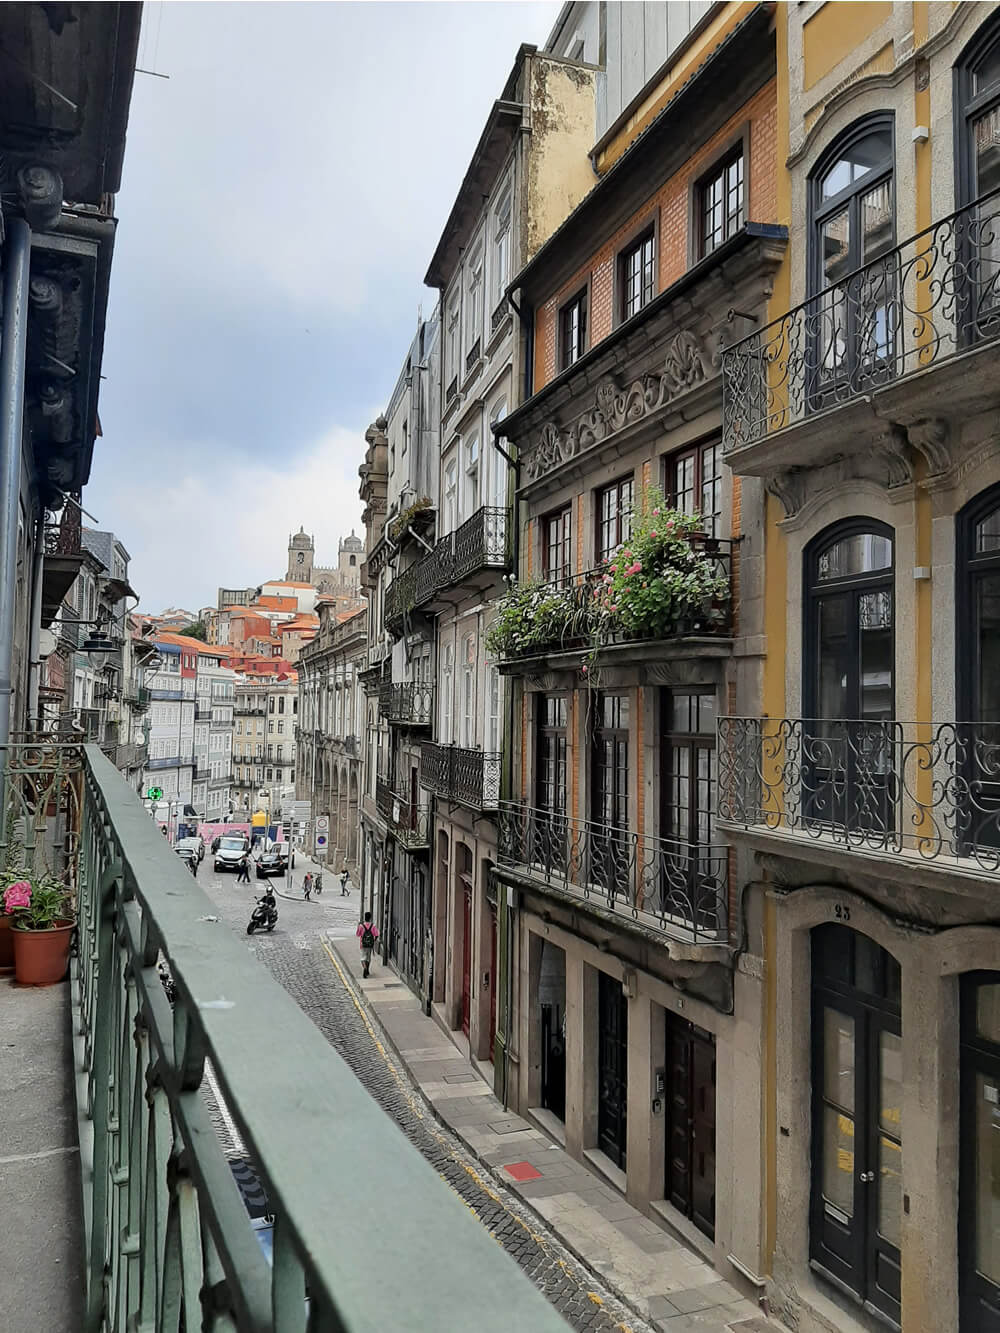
[214, 834, 250, 872]
[175, 835, 205, 863]
[256, 849, 291, 879]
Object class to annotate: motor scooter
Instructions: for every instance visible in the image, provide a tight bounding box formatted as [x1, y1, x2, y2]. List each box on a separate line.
[247, 884, 278, 934]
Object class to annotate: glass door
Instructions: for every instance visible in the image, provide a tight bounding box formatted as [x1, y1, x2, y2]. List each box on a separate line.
[960, 973, 1000, 1331]
[598, 971, 628, 1169]
[591, 693, 630, 902]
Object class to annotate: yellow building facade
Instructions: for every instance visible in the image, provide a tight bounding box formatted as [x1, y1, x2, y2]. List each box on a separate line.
[719, 4, 1000, 1331]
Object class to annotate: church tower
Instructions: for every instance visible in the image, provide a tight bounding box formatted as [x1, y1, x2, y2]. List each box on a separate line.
[287, 528, 314, 581]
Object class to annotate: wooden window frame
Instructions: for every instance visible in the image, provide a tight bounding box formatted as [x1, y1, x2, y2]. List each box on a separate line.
[688, 125, 749, 265]
[662, 438, 722, 538]
[595, 475, 635, 565]
[542, 505, 572, 584]
[614, 215, 658, 327]
[558, 286, 589, 370]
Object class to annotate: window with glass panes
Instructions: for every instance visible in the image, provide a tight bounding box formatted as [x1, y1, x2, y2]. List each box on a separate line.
[559, 290, 587, 369]
[618, 229, 655, 321]
[662, 691, 716, 848]
[596, 477, 634, 562]
[592, 693, 629, 833]
[699, 151, 744, 257]
[536, 695, 568, 814]
[665, 440, 721, 537]
[543, 506, 572, 584]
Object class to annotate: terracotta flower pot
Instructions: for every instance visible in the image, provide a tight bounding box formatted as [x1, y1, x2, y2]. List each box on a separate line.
[12, 921, 74, 986]
[0, 916, 13, 970]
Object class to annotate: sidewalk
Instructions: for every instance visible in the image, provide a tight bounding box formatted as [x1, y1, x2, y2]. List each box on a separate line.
[330, 940, 779, 1333]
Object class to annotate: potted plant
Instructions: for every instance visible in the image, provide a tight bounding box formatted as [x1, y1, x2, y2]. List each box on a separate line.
[3, 875, 75, 986]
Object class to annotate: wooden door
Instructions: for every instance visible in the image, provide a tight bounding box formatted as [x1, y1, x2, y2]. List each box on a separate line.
[665, 1013, 716, 1241]
[461, 882, 472, 1036]
[488, 905, 497, 1060]
[597, 971, 628, 1169]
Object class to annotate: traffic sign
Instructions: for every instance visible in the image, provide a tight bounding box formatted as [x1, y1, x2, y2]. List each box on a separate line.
[316, 834, 327, 848]
[315, 816, 329, 832]
[146, 787, 163, 801]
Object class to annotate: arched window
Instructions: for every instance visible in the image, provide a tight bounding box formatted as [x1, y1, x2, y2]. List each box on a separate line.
[958, 486, 1000, 725]
[808, 117, 895, 399]
[806, 522, 894, 721]
[811, 924, 901, 1322]
[956, 16, 1000, 205]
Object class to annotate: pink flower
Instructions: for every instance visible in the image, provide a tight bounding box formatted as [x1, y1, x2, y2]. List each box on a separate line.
[652, 508, 660, 516]
[650, 530, 657, 539]
[4, 881, 31, 913]
[665, 519, 674, 531]
[610, 604, 618, 613]
[581, 665, 588, 675]
[632, 561, 642, 574]
[603, 574, 612, 585]
[609, 564, 617, 574]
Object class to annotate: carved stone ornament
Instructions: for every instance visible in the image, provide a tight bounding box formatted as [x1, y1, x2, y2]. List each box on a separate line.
[524, 329, 712, 482]
[765, 469, 810, 519]
[906, 417, 951, 476]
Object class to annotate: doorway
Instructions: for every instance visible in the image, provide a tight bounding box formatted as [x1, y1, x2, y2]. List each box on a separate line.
[539, 940, 566, 1120]
[598, 971, 628, 1169]
[960, 971, 1000, 1331]
[665, 1012, 716, 1240]
[811, 924, 902, 1324]
[460, 874, 472, 1037]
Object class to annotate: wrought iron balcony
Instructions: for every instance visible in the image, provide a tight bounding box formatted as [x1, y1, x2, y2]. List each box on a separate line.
[112, 741, 147, 771]
[378, 680, 434, 727]
[498, 801, 728, 943]
[124, 684, 150, 711]
[717, 717, 1000, 880]
[27, 744, 568, 1331]
[496, 536, 733, 668]
[384, 508, 510, 637]
[465, 338, 481, 374]
[720, 719, 1000, 885]
[375, 776, 430, 850]
[421, 742, 501, 811]
[722, 188, 1000, 458]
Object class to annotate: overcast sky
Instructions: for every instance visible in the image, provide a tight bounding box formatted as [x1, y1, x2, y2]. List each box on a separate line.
[90, 0, 562, 614]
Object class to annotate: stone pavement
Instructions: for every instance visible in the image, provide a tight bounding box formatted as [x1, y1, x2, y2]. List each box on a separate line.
[331, 939, 781, 1333]
[201, 862, 650, 1331]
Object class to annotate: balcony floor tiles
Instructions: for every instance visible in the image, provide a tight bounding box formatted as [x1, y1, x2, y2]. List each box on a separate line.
[0, 974, 84, 1332]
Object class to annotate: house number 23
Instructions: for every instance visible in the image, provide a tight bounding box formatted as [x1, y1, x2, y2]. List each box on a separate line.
[834, 903, 851, 922]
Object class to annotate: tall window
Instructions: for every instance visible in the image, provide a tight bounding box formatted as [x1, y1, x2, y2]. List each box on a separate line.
[443, 455, 458, 533]
[665, 440, 721, 538]
[441, 642, 454, 744]
[543, 506, 572, 584]
[957, 20, 1000, 339]
[592, 694, 630, 898]
[464, 435, 480, 516]
[811, 925, 901, 1325]
[806, 523, 894, 723]
[460, 633, 475, 748]
[959, 486, 1000, 725]
[536, 695, 567, 814]
[559, 289, 588, 369]
[488, 400, 508, 509]
[699, 149, 744, 257]
[486, 663, 502, 754]
[809, 118, 895, 391]
[466, 247, 483, 354]
[493, 190, 512, 308]
[960, 972, 1000, 1329]
[446, 297, 461, 389]
[596, 476, 634, 563]
[618, 227, 655, 321]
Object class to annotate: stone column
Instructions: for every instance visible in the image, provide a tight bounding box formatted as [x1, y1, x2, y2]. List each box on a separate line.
[565, 954, 598, 1158]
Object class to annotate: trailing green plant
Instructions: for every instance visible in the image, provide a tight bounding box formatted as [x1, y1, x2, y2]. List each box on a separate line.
[485, 577, 589, 658]
[388, 496, 433, 545]
[591, 488, 729, 642]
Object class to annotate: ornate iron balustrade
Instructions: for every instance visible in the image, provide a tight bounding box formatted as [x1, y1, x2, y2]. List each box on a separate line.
[385, 508, 510, 634]
[718, 716, 1000, 871]
[69, 747, 567, 1331]
[0, 740, 83, 884]
[497, 801, 728, 942]
[112, 742, 147, 771]
[379, 681, 434, 727]
[43, 491, 82, 556]
[384, 562, 418, 634]
[496, 536, 733, 663]
[722, 188, 1000, 451]
[420, 742, 501, 811]
[376, 775, 430, 849]
[490, 299, 509, 336]
[465, 338, 481, 374]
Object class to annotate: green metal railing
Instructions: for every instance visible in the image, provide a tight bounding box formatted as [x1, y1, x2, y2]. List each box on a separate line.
[71, 745, 566, 1331]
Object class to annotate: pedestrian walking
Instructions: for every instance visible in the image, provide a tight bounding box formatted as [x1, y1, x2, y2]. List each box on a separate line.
[357, 911, 379, 979]
[340, 867, 350, 896]
[187, 855, 198, 878]
[237, 853, 251, 885]
[303, 872, 313, 901]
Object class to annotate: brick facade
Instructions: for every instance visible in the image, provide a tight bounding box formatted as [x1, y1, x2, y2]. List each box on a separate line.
[534, 80, 777, 392]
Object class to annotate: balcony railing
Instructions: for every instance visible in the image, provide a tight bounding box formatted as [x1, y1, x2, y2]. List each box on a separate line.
[375, 776, 431, 849]
[123, 685, 150, 712]
[498, 801, 728, 942]
[722, 187, 1000, 452]
[421, 742, 501, 811]
[66, 746, 568, 1331]
[112, 741, 148, 771]
[718, 716, 1000, 874]
[465, 338, 481, 374]
[384, 506, 510, 636]
[496, 537, 733, 664]
[378, 680, 434, 727]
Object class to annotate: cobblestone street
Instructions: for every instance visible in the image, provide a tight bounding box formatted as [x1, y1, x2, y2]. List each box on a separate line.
[199, 858, 653, 1332]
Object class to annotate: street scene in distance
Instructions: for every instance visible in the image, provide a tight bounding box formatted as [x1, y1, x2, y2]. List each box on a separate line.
[1, 3, 999, 1332]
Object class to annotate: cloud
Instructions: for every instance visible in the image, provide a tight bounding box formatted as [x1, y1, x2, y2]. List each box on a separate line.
[100, 420, 372, 612]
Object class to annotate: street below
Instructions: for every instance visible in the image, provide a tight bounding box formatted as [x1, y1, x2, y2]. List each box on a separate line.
[196, 854, 653, 1333]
